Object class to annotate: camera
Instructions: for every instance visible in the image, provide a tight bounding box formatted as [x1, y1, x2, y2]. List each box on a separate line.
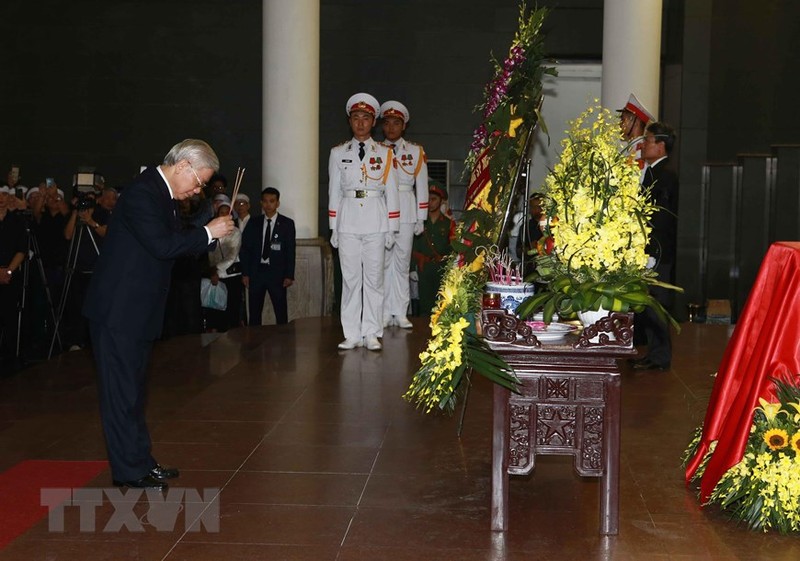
[76, 193, 96, 211]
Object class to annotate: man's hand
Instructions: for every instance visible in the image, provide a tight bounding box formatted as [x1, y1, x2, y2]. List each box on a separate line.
[283, 278, 294, 288]
[242, 275, 250, 288]
[413, 220, 424, 236]
[78, 209, 93, 225]
[384, 232, 395, 250]
[210, 271, 220, 286]
[207, 215, 235, 239]
[330, 230, 339, 248]
[0, 268, 10, 285]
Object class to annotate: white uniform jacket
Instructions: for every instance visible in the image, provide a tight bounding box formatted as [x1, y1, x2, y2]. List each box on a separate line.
[328, 138, 400, 235]
[385, 138, 429, 224]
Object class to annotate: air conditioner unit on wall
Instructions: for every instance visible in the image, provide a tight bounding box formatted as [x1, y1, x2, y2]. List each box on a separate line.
[426, 159, 450, 192]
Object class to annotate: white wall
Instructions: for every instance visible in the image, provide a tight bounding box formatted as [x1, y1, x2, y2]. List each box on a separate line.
[508, 62, 603, 260]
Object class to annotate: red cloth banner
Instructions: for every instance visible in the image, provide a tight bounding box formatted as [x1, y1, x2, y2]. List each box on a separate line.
[685, 242, 800, 501]
[464, 146, 492, 211]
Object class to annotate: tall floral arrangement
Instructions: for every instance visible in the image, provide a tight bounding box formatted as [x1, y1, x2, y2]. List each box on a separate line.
[405, 3, 552, 414]
[458, 3, 555, 258]
[516, 104, 682, 327]
[683, 378, 800, 533]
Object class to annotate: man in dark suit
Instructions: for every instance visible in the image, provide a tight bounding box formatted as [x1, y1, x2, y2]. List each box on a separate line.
[240, 187, 295, 325]
[83, 139, 234, 489]
[632, 122, 679, 371]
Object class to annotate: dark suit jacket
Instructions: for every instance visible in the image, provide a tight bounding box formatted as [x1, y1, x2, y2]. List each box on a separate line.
[240, 213, 296, 281]
[642, 158, 679, 266]
[83, 167, 211, 340]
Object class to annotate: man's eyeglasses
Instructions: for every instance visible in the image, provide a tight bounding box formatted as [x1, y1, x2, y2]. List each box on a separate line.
[188, 163, 206, 188]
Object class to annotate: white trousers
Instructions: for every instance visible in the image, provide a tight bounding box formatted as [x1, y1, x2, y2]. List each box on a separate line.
[383, 222, 414, 319]
[339, 232, 385, 341]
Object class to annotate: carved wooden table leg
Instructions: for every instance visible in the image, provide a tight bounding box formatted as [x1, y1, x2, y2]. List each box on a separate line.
[600, 374, 621, 535]
[491, 384, 510, 531]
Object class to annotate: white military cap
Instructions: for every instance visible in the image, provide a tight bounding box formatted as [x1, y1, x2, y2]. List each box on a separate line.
[26, 186, 40, 198]
[213, 194, 232, 207]
[617, 93, 655, 124]
[234, 193, 250, 203]
[346, 93, 380, 117]
[0, 186, 10, 194]
[380, 100, 410, 123]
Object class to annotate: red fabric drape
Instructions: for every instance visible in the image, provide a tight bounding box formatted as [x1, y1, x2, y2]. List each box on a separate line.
[685, 242, 800, 501]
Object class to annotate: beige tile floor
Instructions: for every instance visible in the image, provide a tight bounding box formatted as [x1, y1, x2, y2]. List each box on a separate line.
[1, 318, 799, 560]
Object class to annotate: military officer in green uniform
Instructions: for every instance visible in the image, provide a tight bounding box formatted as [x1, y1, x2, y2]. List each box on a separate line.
[411, 181, 454, 316]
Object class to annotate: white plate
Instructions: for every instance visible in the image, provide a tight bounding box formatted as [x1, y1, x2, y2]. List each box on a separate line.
[525, 321, 576, 343]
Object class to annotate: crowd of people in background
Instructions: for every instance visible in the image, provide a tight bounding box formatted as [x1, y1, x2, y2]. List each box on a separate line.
[0, 165, 294, 374]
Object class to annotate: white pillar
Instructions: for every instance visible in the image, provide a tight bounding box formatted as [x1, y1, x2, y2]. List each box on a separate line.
[263, 0, 320, 238]
[601, 0, 663, 119]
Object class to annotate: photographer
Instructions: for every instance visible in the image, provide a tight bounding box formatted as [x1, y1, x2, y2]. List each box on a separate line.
[94, 186, 118, 226]
[65, 192, 107, 242]
[0, 186, 27, 371]
[3, 168, 29, 213]
[32, 182, 69, 310]
[62, 192, 106, 350]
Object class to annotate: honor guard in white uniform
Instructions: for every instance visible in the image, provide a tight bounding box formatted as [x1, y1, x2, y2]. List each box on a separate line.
[617, 93, 655, 172]
[379, 100, 429, 329]
[329, 93, 400, 351]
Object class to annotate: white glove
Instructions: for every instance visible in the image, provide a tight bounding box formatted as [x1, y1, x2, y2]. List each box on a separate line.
[646, 256, 656, 269]
[409, 271, 419, 282]
[330, 230, 339, 249]
[385, 232, 395, 249]
[413, 220, 424, 236]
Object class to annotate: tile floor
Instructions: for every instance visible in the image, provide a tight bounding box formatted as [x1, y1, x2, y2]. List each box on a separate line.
[1, 317, 799, 560]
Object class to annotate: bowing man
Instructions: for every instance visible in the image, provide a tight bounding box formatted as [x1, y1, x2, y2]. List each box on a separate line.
[83, 139, 234, 490]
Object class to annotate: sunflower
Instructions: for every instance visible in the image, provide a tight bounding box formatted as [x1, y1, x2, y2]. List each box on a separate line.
[791, 433, 800, 455]
[764, 428, 789, 451]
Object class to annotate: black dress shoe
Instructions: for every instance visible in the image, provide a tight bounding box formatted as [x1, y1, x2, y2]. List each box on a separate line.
[150, 464, 179, 480]
[630, 358, 670, 371]
[113, 474, 168, 490]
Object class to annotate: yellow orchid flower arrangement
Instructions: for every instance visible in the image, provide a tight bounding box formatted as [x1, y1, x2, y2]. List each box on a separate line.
[404, 256, 519, 413]
[684, 376, 800, 533]
[516, 104, 683, 326]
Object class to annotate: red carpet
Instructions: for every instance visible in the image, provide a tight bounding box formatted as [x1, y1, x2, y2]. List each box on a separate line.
[0, 460, 108, 549]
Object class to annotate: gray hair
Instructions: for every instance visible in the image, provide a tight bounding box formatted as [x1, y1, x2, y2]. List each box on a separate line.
[163, 139, 220, 171]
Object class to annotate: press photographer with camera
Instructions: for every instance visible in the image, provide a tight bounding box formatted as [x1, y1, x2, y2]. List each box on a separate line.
[2, 167, 29, 213]
[31, 181, 69, 309]
[66, 191, 107, 240]
[60, 191, 107, 350]
[0, 185, 27, 372]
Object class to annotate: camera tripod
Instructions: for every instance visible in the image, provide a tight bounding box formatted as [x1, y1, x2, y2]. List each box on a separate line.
[48, 220, 99, 358]
[15, 218, 61, 359]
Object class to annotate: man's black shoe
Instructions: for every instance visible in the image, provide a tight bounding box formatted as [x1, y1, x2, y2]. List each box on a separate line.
[630, 358, 670, 371]
[113, 474, 168, 490]
[150, 464, 179, 480]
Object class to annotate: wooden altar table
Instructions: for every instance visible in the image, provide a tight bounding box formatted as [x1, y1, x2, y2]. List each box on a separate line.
[482, 310, 636, 535]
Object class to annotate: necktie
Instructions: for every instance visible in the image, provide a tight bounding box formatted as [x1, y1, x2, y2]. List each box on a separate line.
[390, 143, 396, 153]
[358, 142, 365, 161]
[261, 218, 272, 260]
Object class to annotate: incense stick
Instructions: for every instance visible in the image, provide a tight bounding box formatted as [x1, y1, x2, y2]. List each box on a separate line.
[230, 167, 245, 203]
